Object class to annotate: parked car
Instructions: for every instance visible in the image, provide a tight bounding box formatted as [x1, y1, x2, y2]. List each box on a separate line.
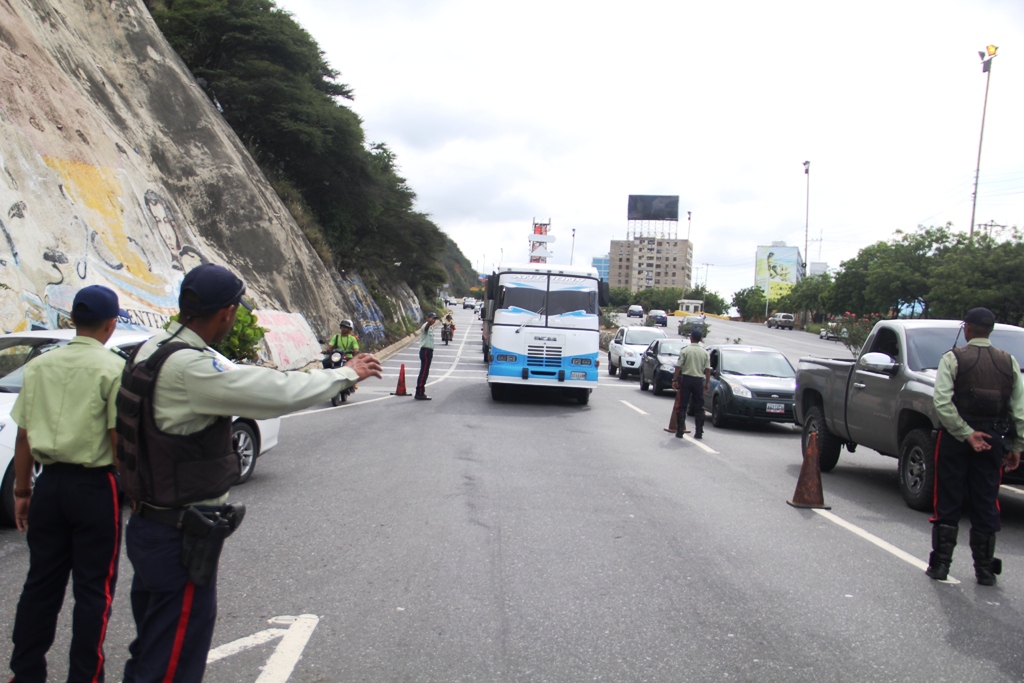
[678, 315, 708, 337]
[819, 322, 847, 341]
[0, 328, 281, 526]
[766, 313, 795, 330]
[703, 345, 797, 428]
[796, 319, 1024, 511]
[639, 339, 689, 395]
[608, 326, 667, 378]
[627, 305, 644, 318]
[463, 297, 477, 309]
[646, 309, 669, 327]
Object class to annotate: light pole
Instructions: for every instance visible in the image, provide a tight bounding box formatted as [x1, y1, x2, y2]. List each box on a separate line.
[686, 211, 692, 241]
[970, 45, 998, 239]
[570, 229, 576, 265]
[700, 263, 713, 314]
[803, 161, 810, 274]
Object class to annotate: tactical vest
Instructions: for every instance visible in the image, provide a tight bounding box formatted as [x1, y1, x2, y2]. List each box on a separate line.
[116, 342, 238, 507]
[952, 344, 1015, 423]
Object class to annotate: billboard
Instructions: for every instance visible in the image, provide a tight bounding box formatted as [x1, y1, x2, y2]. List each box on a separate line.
[627, 195, 679, 221]
[755, 246, 803, 301]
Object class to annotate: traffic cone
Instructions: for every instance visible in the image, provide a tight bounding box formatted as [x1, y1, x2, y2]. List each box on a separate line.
[391, 364, 409, 396]
[664, 390, 682, 433]
[787, 432, 831, 509]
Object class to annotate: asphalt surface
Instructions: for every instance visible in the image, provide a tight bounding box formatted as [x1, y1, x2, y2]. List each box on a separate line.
[3, 309, 1024, 681]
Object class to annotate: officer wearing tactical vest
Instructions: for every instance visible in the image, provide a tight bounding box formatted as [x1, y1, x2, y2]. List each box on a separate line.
[927, 307, 1024, 586]
[118, 264, 382, 683]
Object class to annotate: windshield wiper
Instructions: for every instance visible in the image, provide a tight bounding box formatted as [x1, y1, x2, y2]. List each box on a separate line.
[515, 307, 545, 334]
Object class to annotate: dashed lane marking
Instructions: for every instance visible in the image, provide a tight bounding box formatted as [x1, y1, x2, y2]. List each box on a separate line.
[620, 400, 648, 415]
[1000, 485, 1024, 496]
[684, 434, 718, 453]
[812, 509, 960, 585]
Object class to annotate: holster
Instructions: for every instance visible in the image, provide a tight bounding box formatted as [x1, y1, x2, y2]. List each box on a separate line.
[180, 504, 246, 587]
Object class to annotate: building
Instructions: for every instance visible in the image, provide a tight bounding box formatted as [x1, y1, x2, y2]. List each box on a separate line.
[591, 254, 610, 281]
[755, 242, 805, 302]
[608, 237, 694, 292]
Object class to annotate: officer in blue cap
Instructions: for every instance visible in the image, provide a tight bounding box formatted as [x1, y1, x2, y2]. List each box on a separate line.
[8, 285, 127, 683]
[928, 307, 1024, 585]
[119, 264, 382, 682]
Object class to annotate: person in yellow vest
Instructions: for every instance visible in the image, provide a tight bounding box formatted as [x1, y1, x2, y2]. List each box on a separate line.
[328, 319, 360, 359]
[8, 285, 127, 683]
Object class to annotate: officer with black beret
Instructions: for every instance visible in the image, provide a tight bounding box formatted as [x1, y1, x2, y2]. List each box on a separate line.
[927, 307, 1024, 585]
[118, 264, 382, 683]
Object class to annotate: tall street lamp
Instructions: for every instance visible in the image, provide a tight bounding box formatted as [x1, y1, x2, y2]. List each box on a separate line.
[803, 161, 810, 274]
[970, 45, 998, 239]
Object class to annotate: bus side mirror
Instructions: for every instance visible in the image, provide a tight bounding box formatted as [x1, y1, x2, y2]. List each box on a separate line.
[599, 281, 611, 307]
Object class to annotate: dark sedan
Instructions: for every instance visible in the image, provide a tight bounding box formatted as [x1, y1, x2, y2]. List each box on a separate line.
[638, 339, 690, 395]
[703, 345, 796, 428]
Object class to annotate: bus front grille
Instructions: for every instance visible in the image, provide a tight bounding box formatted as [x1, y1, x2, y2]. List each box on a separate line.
[527, 345, 563, 367]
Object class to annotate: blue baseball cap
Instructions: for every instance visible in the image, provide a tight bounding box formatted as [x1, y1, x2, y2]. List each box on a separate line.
[964, 307, 995, 327]
[179, 264, 250, 315]
[72, 285, 125, 321]
[690, 329, 703, 341]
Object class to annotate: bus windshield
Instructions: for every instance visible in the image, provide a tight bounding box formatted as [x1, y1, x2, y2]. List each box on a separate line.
[497, 274, 599, 317]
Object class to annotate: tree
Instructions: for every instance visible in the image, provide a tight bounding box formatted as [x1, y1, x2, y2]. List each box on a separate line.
[683, 284, 728, 315]
[732, 286, 766, 322]
[777, 273, 833, 319]
[608, 287, 632, 307]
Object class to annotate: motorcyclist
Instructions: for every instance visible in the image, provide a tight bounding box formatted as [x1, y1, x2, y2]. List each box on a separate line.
[442, 314, 455, 345]
[324, 319, 359, 367]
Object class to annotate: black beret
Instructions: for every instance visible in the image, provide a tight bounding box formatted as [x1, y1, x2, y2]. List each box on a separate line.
[963, 307, 995, 327]
[179, 264, 249, 314]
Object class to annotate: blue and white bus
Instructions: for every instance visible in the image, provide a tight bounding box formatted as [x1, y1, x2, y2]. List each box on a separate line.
[482, 263, 609, 404]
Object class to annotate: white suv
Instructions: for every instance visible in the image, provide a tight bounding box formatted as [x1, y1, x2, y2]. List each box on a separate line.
[608, 326, 668, 378]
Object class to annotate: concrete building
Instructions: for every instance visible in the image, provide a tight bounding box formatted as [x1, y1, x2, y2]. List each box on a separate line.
[591, 254, 610, 281]
[608, 237, 694, 292]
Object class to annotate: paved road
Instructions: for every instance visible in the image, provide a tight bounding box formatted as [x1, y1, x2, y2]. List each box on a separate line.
[3, 308, 1024, 681]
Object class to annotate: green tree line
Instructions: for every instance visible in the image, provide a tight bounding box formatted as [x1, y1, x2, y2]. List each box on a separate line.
[736, 225, 1024, 325]
[607, 284, 729, 315]
[143, 0, 475, 303]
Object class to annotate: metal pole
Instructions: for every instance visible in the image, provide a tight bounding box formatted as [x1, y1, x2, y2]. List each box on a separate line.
[687, 211, 692, 241]
[803, 161, 810, 273]
[570, 229, 576, 265]
[970, 65, 993, 239]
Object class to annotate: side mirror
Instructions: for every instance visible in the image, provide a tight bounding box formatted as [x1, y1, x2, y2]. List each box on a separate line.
[859, 352, 900, 376]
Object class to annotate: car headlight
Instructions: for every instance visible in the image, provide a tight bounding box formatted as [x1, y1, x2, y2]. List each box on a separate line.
[624, 350, 636, 358]
[727, 381, 752, 398]
[660, 364, 676, 373]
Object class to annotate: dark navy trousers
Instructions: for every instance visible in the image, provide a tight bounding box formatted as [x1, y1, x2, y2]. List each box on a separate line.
[122, 515, 217, 683]
[932, 429, 1004, 533]
[9, 463, 122, 683]
[416, 347, 433, 396]
[676, 375, 706, 435]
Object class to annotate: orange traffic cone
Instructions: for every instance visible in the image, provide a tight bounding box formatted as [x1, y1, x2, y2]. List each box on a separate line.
[787, 432, 830, 509]
[664, 390, 682, 433]
[391, 364, 409, 396]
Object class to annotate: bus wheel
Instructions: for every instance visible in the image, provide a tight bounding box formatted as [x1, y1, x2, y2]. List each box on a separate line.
[577, 389, 590, 405]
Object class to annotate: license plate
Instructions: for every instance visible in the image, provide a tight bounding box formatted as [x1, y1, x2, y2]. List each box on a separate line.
[570, 371, 586, 380]
[766, 402, 785, 414]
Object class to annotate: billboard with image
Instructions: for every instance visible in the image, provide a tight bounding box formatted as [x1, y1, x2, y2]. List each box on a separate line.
[755, 246, 803, 301]
[627, 195, 679, 221]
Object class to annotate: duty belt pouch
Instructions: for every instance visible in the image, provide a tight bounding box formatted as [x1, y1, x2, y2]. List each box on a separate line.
[181, 504, 246, 587]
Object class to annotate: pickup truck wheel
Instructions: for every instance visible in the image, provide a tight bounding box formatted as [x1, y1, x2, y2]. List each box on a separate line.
[802, 406, 842, 472]
[899, 429, 936, 512]
[608, 356, 617, 376]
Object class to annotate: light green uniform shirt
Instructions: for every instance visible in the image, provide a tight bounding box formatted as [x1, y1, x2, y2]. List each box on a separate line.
[675, 343, 711, 378]
[11, 336, 125, 467]
[136, 322, 359, 504]
[418, 321, 435, 350]
[933, 337, 1024, 451]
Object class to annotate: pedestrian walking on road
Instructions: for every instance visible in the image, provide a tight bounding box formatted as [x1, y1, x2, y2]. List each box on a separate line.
[415, 312, 438, 400]
[671, 330, 711, 439]
[927, 307, 1024, 585]
[117, 264, 381, 683]
[7, 285, 127, 683]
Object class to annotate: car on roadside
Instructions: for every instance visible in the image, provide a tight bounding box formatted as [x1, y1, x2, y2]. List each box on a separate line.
[766, 313, 795, 330]
[463, 297, 477, 309]
[638, 338, 689, 395]
[608, 326, 667, 379]
[702, 345, 797, 428]
[627, 304, 644, 318]
[646, 309, 669, 327]
[819, 322, 847, 341]
[678, 315, 707, 337]
[0, 328, 281, 526]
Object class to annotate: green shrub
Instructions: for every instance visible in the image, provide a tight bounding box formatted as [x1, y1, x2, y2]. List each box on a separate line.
[165, 307, 267, 363]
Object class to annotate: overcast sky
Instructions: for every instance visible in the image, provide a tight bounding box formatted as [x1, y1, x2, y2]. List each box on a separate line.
[274, 0, 1024, 299]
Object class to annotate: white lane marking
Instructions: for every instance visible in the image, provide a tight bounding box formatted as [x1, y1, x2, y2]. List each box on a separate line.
[426, 317, 475, 388]
[1001, 485, 1024, 496]
[620, 400, 648, 415]
[812, 509, 960, 585]
[684, 435, 718, 453]
[207, 628, 287, 663]
[256, 615, 321, 683]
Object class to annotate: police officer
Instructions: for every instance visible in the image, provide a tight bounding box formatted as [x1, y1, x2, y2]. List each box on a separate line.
[671, 329, 711, 439]
[927, 307, 1024, 585]
[8, 285, 126, 683]
[414, 312, 437, 401]
[118, 264, 382, 683]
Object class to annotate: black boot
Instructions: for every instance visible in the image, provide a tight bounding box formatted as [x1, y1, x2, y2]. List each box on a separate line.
[970, 529, 1001, 586]
[926, 523, 958, 581]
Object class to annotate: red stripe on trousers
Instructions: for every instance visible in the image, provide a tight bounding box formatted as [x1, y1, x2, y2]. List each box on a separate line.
[162, 582, 195, 683]
[92, 472, 121, 683]
[930, 431, 943, 523]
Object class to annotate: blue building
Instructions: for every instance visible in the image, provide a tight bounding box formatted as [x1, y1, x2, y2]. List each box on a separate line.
[591, 254, 610, 282]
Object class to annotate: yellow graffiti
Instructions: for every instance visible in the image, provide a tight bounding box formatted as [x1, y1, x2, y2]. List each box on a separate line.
[44, 157, 161, 290]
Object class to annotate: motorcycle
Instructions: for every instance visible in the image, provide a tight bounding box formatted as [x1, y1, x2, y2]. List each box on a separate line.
[322, 349, 356, 406]
[441, 323, 453, 345]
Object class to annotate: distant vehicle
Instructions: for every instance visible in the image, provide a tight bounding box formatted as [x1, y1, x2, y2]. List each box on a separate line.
[766, 313, 795, 330]
[795, 319, 1024, 510]
[647, 309, 669, 327]
[704, 345, 797, 428]
[819, 322, 846, 341]
[627, 305, 644, 318]
[463, 297, 477, 309]
[0, 329, 281, 526]
[678, 315, 707, 337]
[639, 338, 689, 395]
[608, 326, 668, 379]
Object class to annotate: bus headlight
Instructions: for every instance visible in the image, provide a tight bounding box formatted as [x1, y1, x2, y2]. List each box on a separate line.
[571, 358, 592, 366]
[496, 354, 517, 362]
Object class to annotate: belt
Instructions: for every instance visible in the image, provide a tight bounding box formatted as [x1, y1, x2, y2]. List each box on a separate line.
[42, 462, 115, 473]
[135, 503, 186, 528]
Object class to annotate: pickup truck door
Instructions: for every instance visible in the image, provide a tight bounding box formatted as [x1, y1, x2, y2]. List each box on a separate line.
[845, 327, 903, 453]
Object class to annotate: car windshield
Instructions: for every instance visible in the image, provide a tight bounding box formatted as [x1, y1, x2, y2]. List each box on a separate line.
[658, 341, 687, 356]
[906, 327, 1024, 371]
[721, 350, 796, 378]
[625, 329, 666, 345]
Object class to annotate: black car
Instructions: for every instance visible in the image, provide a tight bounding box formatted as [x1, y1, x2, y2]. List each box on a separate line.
[638, 339, 690, 395]
[703, 345, 797, 427]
